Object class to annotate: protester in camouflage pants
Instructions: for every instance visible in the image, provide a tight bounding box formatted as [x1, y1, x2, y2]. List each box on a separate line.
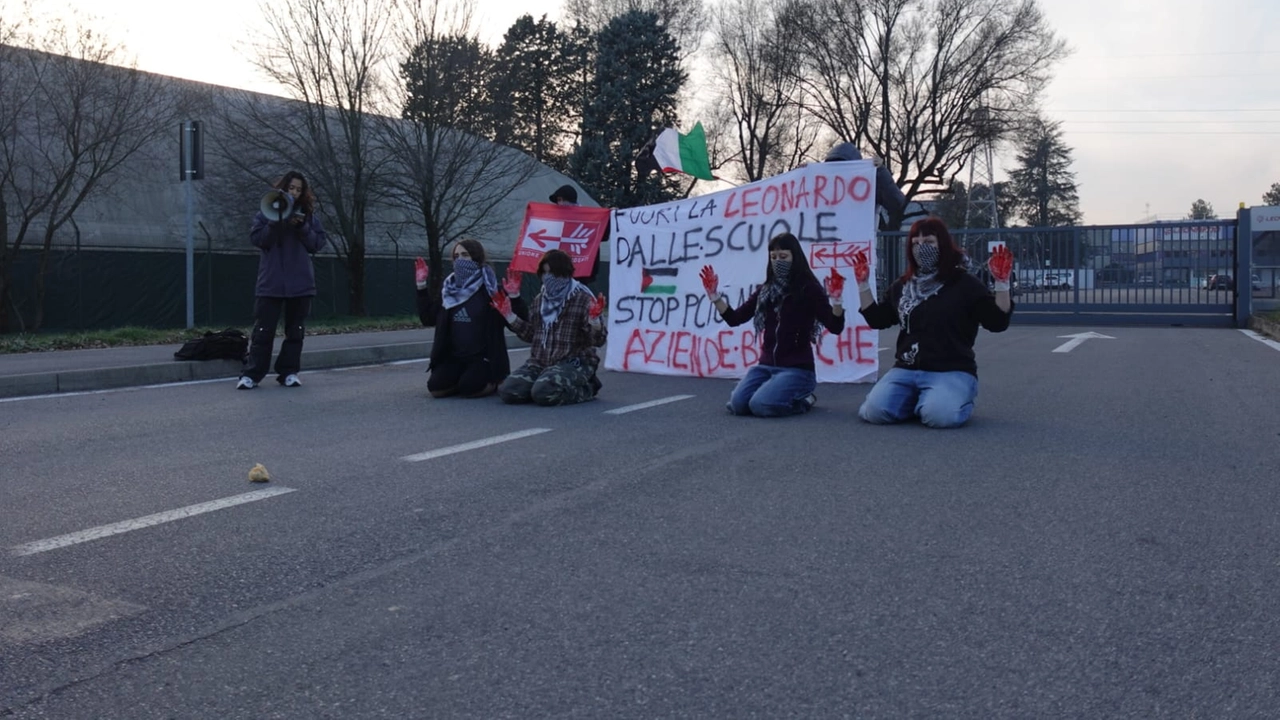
[497, 355, 600, 406]
[493, 249, 607, 407]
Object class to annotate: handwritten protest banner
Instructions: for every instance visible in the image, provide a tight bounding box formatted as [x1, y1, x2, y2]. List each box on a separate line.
[605, 162, 880, 383]
[511, 202, 610, 277]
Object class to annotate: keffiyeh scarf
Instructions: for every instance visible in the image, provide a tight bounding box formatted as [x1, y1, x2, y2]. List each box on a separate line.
[441, 259, 500, 309]
[539, 275, 593, 341]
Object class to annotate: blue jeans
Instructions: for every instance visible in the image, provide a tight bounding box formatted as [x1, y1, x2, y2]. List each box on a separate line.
[727, 365, 817, 417]
[858, 367, 978, 428]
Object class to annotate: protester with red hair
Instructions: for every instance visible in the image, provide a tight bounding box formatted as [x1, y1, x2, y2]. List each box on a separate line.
[854, 217, 1014, 428]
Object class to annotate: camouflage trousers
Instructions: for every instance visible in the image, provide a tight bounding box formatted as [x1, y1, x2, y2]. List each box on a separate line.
[498, 356, 600, 406]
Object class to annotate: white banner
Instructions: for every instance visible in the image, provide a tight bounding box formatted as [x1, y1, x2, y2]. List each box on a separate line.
[606, 162, 880, 383]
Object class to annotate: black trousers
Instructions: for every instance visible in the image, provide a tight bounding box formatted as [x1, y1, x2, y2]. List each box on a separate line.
[242, 296, 311, 382]
[427, 356, 493, 397]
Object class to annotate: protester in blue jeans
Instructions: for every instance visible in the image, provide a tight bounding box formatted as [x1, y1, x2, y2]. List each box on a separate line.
[855, 216, 1014, 428]
[700, 232, 847, 417]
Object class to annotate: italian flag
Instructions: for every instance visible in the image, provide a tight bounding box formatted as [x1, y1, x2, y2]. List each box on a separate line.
[643, 123, 715, 181]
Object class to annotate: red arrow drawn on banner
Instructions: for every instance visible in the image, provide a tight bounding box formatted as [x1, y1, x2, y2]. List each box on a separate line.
[812, 242, 864, 267]
[833, 245, 859, 261]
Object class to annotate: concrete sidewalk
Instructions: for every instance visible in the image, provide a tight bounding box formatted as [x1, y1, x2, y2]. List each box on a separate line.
[0, 328, 469, 399]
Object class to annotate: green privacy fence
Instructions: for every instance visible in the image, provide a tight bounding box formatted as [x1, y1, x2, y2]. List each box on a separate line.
[3, 247, 611, 332]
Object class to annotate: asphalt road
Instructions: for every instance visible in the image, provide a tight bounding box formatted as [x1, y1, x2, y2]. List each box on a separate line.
[3, 327, 1280, 719]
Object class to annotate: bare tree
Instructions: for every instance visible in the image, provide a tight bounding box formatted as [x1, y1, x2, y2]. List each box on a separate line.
[708, 0, 819, 182]
[239, 0, 401, 316]
[780, 0, 1068, 225]
[0, 14, 178, 331]
[384, 0, 541, 313]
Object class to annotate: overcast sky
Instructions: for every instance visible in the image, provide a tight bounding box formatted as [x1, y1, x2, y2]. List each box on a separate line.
[26, 0, 1280, 224]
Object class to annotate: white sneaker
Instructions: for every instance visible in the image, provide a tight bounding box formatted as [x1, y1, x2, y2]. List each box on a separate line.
[282, 374, 301, 387]
[236, 377, 255, 390]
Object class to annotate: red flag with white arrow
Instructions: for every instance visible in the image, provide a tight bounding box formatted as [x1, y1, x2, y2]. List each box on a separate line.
[510, 202, 611, 277]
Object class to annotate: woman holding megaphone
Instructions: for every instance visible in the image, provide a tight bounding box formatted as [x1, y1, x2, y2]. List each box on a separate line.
[238, 170, 328, 390]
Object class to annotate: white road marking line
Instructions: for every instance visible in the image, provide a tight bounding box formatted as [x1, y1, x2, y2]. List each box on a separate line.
[401, 428, 553, 462]
[332, 358, 429, 370]
[0, 377, 230, 404]
[604, 395, 695, 415]
[10, 487, 297, 557]
[879, 346, 890, 352]
[1240, 329, 1280, 352]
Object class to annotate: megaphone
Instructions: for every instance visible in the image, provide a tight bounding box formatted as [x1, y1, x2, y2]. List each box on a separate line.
[260, 189, 303, 223]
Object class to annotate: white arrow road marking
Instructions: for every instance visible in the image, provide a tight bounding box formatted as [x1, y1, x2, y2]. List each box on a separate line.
[604, 395, 695, 415]
[1053, 331, 1116, 353]
[11, 487, 297, 557]
[402, 428, 553, 462]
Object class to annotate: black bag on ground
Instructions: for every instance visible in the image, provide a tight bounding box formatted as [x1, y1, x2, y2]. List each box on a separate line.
[174, 328, 249, 361]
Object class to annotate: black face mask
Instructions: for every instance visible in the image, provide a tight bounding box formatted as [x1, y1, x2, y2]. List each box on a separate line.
[913, 244, 939, 273]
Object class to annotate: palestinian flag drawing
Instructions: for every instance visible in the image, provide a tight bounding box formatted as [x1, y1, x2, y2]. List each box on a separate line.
[641, 267, 679, 294]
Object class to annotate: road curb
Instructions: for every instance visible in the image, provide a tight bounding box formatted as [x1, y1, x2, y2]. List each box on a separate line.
[1248, 314, 1280, 343]
[0, 342, 435, 399]
[0, 334, 539, 399]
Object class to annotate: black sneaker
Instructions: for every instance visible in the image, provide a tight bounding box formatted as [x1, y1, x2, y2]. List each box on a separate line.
[800, 393, 817, 411]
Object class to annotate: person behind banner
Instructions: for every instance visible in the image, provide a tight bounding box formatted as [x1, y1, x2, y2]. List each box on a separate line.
[238, 170, 329, 390]
[549, 183, 604, 283]
[414, 239, 527, 399]
[700, 232, 847, 417]
[854, 216, 1014, 428]
[822, 142, 907, 225]
[492, 249, 608, 406]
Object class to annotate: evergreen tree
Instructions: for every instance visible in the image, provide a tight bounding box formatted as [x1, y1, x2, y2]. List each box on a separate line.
[1263, 182, 1280, 206]
[569, 10, 685, 208]
[402, 33, 498, 137]
[1006, 117, 1081, 227]
[1187, 199, 1216, 220]
[490, 15, 577, 167]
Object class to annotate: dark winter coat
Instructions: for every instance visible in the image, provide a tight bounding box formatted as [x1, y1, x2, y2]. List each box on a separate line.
[249, 211, 328, 297]
[417, 287, 528, 385]
[720, 279, 845, 370]
[859, 272, 1013, 376]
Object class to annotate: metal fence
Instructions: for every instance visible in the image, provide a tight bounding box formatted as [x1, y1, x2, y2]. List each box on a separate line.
[3, 218, 1261, 332]
[882, 220, 1243, 327]
[1, 246, 610, 332]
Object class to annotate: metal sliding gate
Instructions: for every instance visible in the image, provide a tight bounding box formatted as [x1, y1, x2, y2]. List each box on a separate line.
[878, 220, 1246, 327]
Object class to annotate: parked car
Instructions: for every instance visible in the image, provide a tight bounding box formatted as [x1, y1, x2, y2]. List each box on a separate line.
[1253, 274, 1263, 291]
[1207, 274, 1234, 291]
[1042, 274, 1071, 290]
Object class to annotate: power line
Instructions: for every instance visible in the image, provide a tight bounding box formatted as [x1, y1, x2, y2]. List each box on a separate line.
[1062, 120, 1280, 124]
[1049, 108, 1280, 113]
[1076, 50, 1280, 58]
[1065, 131, 1280, 135]
[1060, 73, 1280, 80]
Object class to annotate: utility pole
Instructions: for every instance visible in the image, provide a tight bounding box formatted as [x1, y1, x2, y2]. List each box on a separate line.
[180, 121, 204, 329]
